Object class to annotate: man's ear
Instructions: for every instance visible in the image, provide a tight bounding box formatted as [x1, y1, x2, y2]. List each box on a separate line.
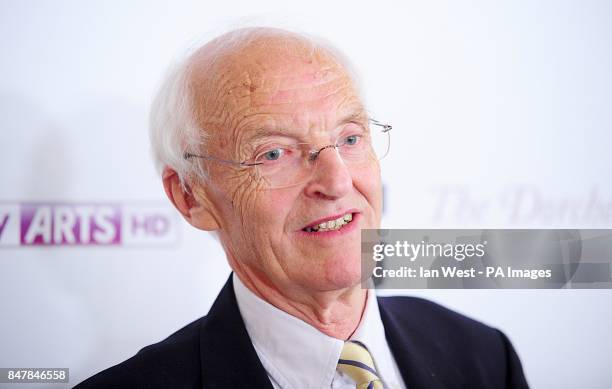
[162, 167, 220, 231]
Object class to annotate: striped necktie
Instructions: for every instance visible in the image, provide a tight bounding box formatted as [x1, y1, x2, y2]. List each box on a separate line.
[337, 340, 384, 389]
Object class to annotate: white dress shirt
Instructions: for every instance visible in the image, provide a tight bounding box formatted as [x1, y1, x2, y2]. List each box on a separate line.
[233, 274, 407, 389]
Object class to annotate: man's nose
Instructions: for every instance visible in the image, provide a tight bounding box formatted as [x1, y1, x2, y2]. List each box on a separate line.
[304, 147, 352, 200]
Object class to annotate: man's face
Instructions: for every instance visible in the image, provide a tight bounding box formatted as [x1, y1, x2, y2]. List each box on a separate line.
[191, 41, 383, 294]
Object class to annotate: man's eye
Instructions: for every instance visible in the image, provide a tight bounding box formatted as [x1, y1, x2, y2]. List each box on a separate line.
[343, 135, 361, 146]
[260, 148, 284, 161]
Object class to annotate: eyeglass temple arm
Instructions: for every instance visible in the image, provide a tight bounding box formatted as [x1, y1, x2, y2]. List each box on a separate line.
[183, 152, 262, 167]
[369, 118, 392, 132]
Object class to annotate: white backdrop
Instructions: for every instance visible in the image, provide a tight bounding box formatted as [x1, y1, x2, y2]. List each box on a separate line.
[1, 1, 611, 388]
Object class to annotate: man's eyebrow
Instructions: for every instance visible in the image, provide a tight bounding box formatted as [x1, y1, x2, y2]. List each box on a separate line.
[337, 108, 368, 124]
[241, 109, 368, 144]
[242, 129, 296, 144]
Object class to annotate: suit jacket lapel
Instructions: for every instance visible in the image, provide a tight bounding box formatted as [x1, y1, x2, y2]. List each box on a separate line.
[199, 275, 274, 389]
[378, 297, 466, 389]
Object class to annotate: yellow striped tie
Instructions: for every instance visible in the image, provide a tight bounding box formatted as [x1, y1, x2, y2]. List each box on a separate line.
[337, 340, 384, 389]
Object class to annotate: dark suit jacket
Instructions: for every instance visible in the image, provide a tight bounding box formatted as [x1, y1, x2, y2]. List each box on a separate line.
[75, 275, 529, 389]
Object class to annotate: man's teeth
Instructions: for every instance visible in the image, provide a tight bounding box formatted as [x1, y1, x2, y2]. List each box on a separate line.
[304, 213, 353, 232]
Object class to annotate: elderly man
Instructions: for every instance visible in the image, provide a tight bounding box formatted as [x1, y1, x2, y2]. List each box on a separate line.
[75, 28, 528, 389]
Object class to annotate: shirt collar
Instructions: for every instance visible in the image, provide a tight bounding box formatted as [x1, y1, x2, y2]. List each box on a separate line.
[350, 284, 401, 388]
[233, 274, 390, 389]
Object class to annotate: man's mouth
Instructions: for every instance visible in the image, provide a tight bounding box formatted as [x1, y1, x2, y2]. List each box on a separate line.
[302, 212, 354, 233]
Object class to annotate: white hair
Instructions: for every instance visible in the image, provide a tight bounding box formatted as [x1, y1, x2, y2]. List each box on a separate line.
[149, 57, 207, 188]
[148, 28, 362, 188]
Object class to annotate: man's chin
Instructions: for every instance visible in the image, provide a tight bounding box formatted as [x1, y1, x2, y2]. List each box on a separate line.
[320, 258, 365, 291]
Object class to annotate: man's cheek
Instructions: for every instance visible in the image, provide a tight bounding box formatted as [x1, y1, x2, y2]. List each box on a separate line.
[228, 181, 262, 220]
[353, 167, 381, 193]
[259, 189, 297, 212]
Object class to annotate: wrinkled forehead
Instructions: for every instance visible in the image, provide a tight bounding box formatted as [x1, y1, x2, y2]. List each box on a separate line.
[186, 30, 363, 151]
[189, 29, 346, 92]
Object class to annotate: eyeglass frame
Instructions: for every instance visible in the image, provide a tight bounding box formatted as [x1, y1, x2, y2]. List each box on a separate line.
[183, 118, 392, 171]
